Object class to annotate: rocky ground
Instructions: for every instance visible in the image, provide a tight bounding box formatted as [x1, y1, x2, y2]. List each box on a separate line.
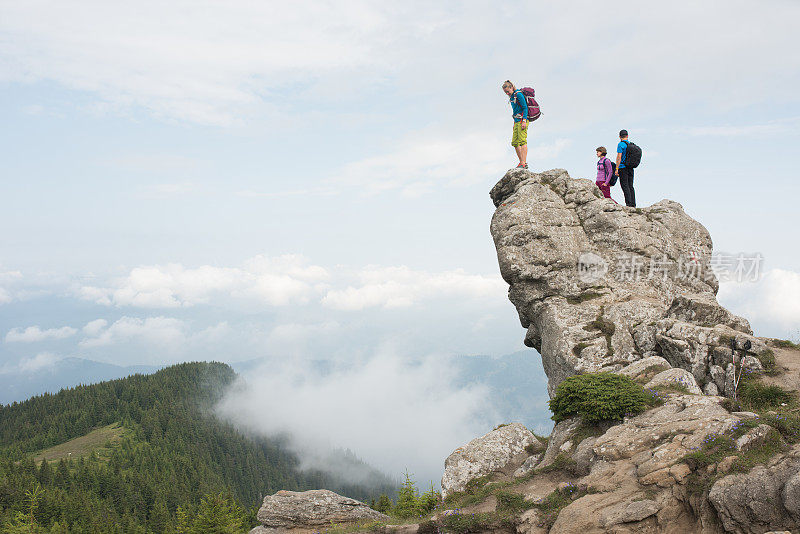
[430, 341, 798, 534]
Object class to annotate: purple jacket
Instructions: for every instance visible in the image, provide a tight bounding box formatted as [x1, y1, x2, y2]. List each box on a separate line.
[596, 157, 612, 184]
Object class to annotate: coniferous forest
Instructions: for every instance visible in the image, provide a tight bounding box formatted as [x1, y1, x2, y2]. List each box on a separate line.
[0, 362, 395, 533]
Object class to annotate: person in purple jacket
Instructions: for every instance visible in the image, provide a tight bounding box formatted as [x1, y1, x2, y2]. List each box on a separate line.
[595, 146, 616, 202]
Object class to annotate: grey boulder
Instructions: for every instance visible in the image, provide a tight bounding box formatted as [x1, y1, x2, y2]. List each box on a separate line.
[255, 489, 388, 531]
[441, 422, 539, 497]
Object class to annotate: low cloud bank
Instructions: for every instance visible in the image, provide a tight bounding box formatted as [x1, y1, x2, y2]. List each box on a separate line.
[216, 351, 496, 487]
[718, 268, 800, 339]
[73, 255, 505, 312]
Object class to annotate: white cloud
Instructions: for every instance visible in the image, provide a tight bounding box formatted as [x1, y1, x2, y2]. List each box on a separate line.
[0, 270, 23, 304]
[2, 2, 799, 127]
[529, 138, 572, 161]
[0, 352, 63, 375]
[335, 131, 506, 195]
[265, 321, 343, 357]
[103, 154, 202, 172]
[77, 316, 245, 365]
[79, 316, 188, 349]
[23, 104, 44, 115]
[143, 183, 200, 197]
[75, 255, 505, 312]
[78, 254, 327, 308]
[217, 351, 494, 484]
[82, 319, 108, 336]
[687, 118, 800, 137]
[322, 266, 506, 311]
[0, 271, 23, 283]
[333, 129, 571, 196]
[16, 352, 62, 373]
[242, 254, 330, 282]
[5, 325, 77, 343]
[718, 268, 800, 335]
[195, 321, 234, 345]
[18, 352, 61, 373]
[235, 185, 340, 199]
[0, 1, 413, 125]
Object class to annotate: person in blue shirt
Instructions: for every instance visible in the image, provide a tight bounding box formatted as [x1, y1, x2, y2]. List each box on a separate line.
[502, 80, 528, 169]
[615, 129, 636, 207]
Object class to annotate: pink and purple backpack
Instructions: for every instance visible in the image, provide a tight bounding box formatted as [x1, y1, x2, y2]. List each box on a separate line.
[519, 87, 542, 122]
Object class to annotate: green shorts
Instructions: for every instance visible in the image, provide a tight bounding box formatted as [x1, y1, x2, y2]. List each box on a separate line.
[511, 121, 528, 147]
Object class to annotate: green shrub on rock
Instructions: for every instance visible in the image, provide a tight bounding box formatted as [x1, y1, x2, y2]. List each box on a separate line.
[548, 372, 659, 423]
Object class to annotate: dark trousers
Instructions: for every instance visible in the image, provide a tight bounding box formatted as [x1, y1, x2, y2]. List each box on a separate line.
[619, 167, 636, 207]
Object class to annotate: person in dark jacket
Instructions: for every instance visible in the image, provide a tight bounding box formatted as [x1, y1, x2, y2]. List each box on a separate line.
[615, 129, 636, 207]
[502, 80, 528, 169]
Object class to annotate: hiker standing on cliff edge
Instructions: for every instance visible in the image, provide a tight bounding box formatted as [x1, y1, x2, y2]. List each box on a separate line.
[616, 129, 637, 207]
[502, 81, 528, 169]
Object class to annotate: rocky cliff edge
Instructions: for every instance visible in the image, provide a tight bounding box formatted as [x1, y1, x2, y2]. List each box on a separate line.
[490, 167, 766, 397]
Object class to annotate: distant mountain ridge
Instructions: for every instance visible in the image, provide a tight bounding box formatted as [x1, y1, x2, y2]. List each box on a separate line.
[0, 356, 161, 405]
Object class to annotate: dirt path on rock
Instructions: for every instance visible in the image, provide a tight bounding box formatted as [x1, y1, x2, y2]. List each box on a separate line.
[519, 472, 569, 502]
[760, 339, 800, 393]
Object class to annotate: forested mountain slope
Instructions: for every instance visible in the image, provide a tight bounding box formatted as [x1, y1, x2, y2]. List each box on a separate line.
[0, 361, 394, 533]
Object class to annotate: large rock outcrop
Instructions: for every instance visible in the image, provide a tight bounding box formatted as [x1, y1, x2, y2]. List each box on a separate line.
[460, 168, 800, 533]
[490, 168, 766, 395]
[251, 489, 388, 533]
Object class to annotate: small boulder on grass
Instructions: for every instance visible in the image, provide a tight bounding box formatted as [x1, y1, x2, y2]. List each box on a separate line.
[255, 490, 388, 531]
[618, 356, 672, 382]
[644, 368, 702, 395]
[441, 423, 540, 498]
[514, 454, 542, 478]
[735, 424, 779, 452]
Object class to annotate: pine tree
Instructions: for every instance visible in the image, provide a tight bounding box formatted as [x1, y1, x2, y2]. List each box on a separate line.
[418, 482, 440, 515]
[394, 471, 420, 519]
[37, 459, 53, 486]
[183, 493, 245, 534]
[149, 498, 171, 533]
[3, 483, 44, 533]
[374, 494, 392, 515]
[54, 459, 69, 490]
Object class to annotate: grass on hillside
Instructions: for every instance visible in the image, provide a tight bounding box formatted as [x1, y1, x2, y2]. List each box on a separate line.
[772, 338, 800, 350]
[31, 422, 127, 463]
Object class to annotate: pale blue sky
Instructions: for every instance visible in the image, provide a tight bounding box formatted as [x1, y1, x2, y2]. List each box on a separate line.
[2, 0, 800, 480]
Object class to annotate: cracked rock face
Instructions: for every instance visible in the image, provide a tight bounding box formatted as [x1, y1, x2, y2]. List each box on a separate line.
[489, 168, 762, 395]
[709, 447, 800, 534]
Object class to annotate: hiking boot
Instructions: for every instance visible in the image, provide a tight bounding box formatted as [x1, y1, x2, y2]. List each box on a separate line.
[516, 163, 525, 168]
[523, 163, 529, 169]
